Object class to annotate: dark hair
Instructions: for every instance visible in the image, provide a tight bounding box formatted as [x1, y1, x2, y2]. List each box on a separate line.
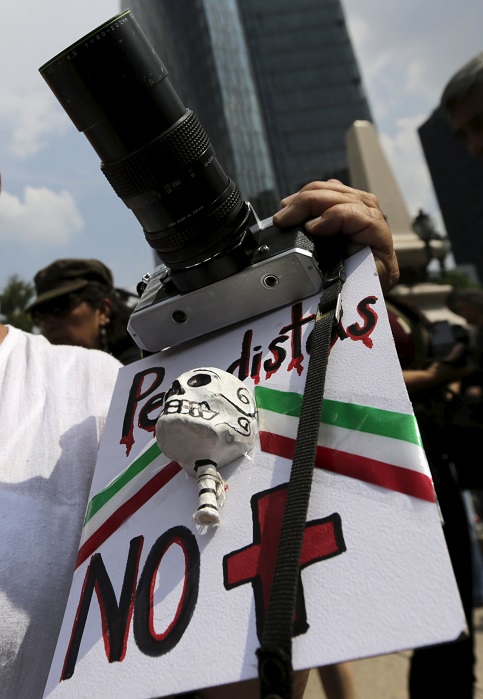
[76, 282, 141, 364]
[440, 52, 483, 120]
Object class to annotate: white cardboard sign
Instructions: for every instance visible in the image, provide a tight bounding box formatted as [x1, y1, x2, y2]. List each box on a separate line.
[43, 248, 466, 698]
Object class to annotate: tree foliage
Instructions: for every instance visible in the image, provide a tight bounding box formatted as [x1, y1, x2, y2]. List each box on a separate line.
[0, 275, 35, 331]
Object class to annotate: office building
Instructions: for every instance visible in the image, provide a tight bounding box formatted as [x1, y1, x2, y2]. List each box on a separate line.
[128, 0, 373, 217]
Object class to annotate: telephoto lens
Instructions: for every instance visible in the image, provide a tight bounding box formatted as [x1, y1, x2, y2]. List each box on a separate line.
[39, 10, 253, 293]
[40, 9, 327, 353]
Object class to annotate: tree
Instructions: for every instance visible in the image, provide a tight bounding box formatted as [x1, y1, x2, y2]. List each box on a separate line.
[0, 275, 35, 331]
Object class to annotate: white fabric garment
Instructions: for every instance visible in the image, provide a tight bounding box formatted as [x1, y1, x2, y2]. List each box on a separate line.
[0, 326, 122, 699]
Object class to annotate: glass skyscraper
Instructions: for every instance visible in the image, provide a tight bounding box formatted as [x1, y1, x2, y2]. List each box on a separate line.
[128, 0, 373, 217]
[237, 0, 372, 194]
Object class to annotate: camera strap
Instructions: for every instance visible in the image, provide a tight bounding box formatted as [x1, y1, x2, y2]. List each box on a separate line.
[257, 255, 346, 699]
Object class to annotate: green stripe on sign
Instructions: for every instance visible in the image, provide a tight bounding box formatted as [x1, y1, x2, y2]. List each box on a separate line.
[84, 440, 162, 525]
[254, 386, 421, 446]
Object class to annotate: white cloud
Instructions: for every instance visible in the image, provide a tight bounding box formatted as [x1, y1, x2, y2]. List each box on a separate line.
[0, 93, 69, 159]
[0, 1, 120, 159]
[343, 1, 483, 116]
[0, 186, 84, 243]
[379, 116, 446, 233]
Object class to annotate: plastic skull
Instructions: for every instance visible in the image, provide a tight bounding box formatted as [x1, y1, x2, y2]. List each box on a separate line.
[155, 367, 258, 525]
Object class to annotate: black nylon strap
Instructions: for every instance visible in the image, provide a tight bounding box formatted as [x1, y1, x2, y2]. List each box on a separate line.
[257, 258, 345, 699]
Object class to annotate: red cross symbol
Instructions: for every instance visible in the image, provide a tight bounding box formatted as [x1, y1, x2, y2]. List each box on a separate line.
[223, 483, 346, 640]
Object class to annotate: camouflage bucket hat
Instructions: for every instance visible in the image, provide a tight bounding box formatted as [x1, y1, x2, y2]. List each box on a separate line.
[26, 258, 114, 312]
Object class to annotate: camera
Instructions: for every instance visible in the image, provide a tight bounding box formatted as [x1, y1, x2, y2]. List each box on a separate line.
[39, 10, 327, 352]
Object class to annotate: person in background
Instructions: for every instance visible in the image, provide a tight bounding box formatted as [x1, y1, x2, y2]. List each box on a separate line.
[385, 292, 476, 699]
[447, 288, 483, 392]
[26, 258, 142, 365]
[446, 288, 483, 607]
[0, 175, 124, 699]
[317, 662, 359, 699]
[440, 51, 483, 160]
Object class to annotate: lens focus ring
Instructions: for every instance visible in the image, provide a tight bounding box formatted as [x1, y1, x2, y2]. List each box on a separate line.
[152, 185, 244, 250]
[102, 110, 210, 199]
[146, 183, 249, 264]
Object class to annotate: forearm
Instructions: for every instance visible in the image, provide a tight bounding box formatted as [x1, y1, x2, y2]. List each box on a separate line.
[403, 364, 468, 394]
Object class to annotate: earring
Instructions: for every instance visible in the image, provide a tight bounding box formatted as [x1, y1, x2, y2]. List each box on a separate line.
[99, 318, 110, 353]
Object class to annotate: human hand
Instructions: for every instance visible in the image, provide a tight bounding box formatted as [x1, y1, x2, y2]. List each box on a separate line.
[403, 360, 475, 394]
[272, 180, 400, 292]
[427, 359, 475, 385]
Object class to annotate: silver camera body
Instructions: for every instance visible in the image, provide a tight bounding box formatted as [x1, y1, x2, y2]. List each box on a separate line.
[128, 215, 324, 352]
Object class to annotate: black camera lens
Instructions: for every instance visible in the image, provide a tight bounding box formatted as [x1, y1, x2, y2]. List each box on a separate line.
[39, 10, 252, 292]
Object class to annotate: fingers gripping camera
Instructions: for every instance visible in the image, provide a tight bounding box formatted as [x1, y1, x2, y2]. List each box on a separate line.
[155, 368, 258, 525]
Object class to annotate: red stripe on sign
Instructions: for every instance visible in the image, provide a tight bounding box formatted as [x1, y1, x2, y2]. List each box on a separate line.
[259, 431, 435, 503]
[75, 460, 182, 569]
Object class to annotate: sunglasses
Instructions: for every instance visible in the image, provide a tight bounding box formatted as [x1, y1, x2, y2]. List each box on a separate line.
[31, 294, 83, 320]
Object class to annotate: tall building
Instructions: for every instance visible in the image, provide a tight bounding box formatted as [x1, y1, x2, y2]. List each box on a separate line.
[127, 0, 373, 217]
[418, 107, 483, 284]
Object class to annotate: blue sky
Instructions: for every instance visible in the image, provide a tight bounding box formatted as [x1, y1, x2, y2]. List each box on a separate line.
[1, 0, 482, 294]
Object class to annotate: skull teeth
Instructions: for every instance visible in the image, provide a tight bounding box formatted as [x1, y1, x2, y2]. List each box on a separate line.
[162, 399, 218, 420]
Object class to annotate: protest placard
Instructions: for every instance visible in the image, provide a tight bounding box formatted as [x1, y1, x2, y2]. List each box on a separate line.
[43, 248, 466, 698]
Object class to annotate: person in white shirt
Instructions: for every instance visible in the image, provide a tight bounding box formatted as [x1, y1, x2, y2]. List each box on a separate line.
[0, 323, 122, 698]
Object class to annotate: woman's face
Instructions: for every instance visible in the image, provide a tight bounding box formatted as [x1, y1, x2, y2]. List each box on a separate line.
[33, 294, 110, 349]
